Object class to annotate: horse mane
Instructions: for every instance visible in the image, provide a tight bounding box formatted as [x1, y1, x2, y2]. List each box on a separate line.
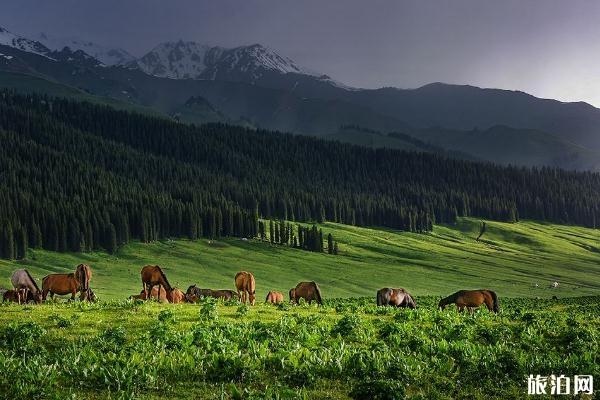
[25, 270, 40, 292]
[157, 266, 172, 291]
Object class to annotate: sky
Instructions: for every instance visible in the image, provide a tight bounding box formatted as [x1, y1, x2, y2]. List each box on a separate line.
[4, 0, 600, 106]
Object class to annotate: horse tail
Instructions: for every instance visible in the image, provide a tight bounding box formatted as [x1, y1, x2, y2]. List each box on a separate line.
[489, 290, 499, 313]
[25, 269, 40, 292]
[313, 282, 323, 305]
[158, 266, 172, 291]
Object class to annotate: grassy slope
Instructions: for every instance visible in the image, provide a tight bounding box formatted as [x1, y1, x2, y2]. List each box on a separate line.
[0, 71, 164, 117]
[1, 218, 599, 301]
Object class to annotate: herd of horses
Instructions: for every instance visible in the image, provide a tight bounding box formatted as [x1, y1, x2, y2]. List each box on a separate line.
[2, 264, 500, 313]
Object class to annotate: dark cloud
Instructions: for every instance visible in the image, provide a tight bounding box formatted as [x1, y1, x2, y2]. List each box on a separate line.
[3, 0, 600, 105]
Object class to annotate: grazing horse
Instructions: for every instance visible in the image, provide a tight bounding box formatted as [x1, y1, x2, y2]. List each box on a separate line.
[438, 289, 499, 313]
[42, 273, 81, 301]
[235, 271, 256, 305]
[265, 291, 284, 304]
[289, 281, 322, 305]
[141, 265, 174, 302]
[75, 264, 92, 299]
[11, 269, 43, 304]
[80, 288, 97, 302]
[376, 288, 416, 309]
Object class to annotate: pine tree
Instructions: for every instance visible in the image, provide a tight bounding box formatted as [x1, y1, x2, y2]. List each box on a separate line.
[327, 233, 334, 254]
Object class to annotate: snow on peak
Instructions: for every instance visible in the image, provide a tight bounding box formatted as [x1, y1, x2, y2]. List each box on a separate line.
[36, 32, 136, 66]
[134, 40, 218, 79]
[134, 41, 324, 82]
[0, 26, 50, 56]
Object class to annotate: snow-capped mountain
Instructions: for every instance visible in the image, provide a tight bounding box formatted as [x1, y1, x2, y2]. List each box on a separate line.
[132, 40, 324, 82]
[37, 32, 135, 66]
[0, 26, 50, 57]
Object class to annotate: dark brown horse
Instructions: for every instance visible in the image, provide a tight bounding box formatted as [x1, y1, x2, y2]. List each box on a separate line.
[141, 265, 174, 302]
[11, 269, 43, 304]
[185, 285, 239, 302]
[80, 288, 97, 302]
[42, 273, 81, 301]
[75, 264, 92, 299]
[438, 289, 499, 313]
[209, 289, 239, 301]
[265, 291, 284, 304]
[289, 281, 322, 305]
[376, 287, 416, 308]
[235, 271, 256, 305]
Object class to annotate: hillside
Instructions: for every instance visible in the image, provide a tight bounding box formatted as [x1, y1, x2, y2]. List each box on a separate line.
[1, 218, 599, 300]
[2, 91, 600, 261]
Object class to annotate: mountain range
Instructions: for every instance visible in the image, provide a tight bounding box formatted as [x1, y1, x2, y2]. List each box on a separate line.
[1, 24, 600, 171]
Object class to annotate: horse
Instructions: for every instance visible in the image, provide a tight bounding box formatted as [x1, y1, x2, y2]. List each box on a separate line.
[185, 285, 213, 302]
[289, 281, 322, 305]
[265, 291, 284, 304]
[209, 289, 239, 301]
[80, 288, 97, 302]
[376, 287, 416, 308]
[169, 288, 187, 304]
[235, 271, 256, 305]
[130, 285, 168, 301]
[75, 264, 92, 299]
[3, 289, 25, 303]
[10, 269, 43, 304]
[141, 265, 174, 302]
[42, 273, 81, 301]
[438, 289, 499, 313]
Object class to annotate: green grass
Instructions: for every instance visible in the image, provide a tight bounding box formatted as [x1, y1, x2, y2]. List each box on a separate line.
[0, 296, 598, 399]
[1, 218, 599, 301]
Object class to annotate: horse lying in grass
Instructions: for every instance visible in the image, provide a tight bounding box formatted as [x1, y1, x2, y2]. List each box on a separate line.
[185, 286, 239, 302]
[438, 289, 499, 313]
[376, 287, 416, 308]
[130, 286, 186, 303]
[265, 291, 284, 304]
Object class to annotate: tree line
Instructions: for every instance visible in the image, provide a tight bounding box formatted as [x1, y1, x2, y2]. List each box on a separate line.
[0, 91, 599, 259]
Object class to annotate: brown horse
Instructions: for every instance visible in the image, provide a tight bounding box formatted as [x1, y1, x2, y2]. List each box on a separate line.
[130, 285, 168, 301]
[141, 265, 174, 302]
[75, 264, 92, 299]
[3, 289, 21, 303]
[169, 288, 187, 304]
[42, 273, 81, 301]
[185, 285, 213, 302]
[11, 269, 43, 304]
[235, 271, 256, 305]
[438, 289, 499, 313]
[289, 281, 322, 305]
[265, 291, 284, 304]
[376, 288, 416, 308]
